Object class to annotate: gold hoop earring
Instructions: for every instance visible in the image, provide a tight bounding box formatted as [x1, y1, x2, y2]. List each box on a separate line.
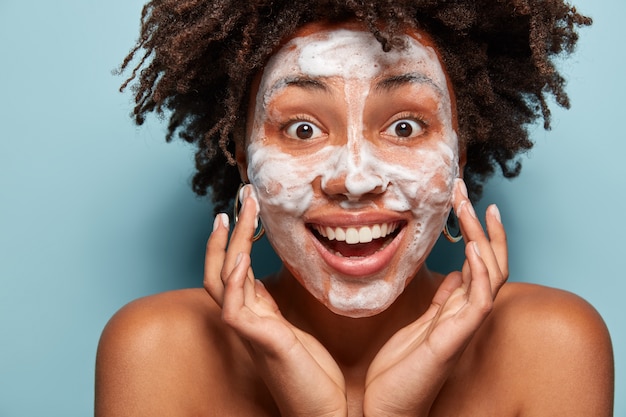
[443, 209, 462, 243]
[234, 183, 265, 242]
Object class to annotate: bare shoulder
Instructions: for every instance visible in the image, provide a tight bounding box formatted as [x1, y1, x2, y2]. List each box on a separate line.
[95, 289, 274, 416]
[98, 288, 219, 338]
[494, 282, 611, 337]
[95, 289, 223, 416]
[488, 282, 614, 416]
[96, 289, 226, 370]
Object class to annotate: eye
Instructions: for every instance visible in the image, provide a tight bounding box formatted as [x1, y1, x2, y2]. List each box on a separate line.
[284, 121, 324, 140]
[383, 119, 425, 139]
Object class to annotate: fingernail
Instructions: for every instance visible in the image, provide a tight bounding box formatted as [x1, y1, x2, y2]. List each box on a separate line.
[455, 200, 467, 217]
[221, 213, 230, 228]
[240, 184, 251, 201]
[238, 185, 244, 203]
[489, 204, 502, 223]
[456, 179, 468, 198]
[247, 195, 258, 228]
[457, 199, 477, 219]
[466, 201, 477, 219]
[235, 252, 243, 266]
[472, 241, 481, 257]
[213, 213, 229, 231]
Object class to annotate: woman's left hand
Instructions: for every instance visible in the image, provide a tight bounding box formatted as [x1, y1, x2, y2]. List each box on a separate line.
[363, 179, 509, 417]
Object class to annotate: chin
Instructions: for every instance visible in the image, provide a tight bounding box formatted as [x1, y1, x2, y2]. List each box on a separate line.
[325, 300, 394, 319]
[321, 266, 412, 318]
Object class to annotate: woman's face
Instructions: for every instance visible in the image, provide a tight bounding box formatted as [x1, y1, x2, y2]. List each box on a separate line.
[242, 22, 460, 318]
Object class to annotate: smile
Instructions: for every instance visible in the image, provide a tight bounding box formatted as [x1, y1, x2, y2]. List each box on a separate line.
[307, 220, 406, 277]
[310, 222, 402, 244]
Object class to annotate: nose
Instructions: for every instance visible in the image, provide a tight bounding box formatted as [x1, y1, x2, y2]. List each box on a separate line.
[321, 145, 387, 201]
[323, 175, 386, 200]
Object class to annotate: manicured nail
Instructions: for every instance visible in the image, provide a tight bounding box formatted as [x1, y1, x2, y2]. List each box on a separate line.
[472, 241, 481, 257]
[455, 200, 466, 217]
[240, 195, 247, 212]
[489, 204, 501, 223]
[222, 213, 230, 228]
[458, 199, 477, 219]
[213, 213, 229, 232]
[456, 179, 468, 198]
[245, 194, 258, 228]
[235, 252, 243, 266]
[239, 184, 251, 203]
[465, 201, 477, 219]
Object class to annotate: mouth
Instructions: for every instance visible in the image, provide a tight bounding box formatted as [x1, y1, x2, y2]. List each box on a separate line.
[309, 222, 404, 258]
[306, 220, 406, 277]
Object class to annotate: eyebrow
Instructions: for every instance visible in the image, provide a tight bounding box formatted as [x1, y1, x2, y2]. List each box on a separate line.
[283, 76, 329, 91]
[267, 76, 329, 96]
[263, 76, 330, 106]
[375, 73, 444, 95]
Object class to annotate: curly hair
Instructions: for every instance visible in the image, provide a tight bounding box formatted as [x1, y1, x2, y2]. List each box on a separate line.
[119, 0, 591, 213]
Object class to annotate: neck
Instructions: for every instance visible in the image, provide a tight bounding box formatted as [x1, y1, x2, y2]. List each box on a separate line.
[267, 266, 441, 368]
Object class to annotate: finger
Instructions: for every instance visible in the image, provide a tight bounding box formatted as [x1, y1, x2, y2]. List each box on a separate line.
[463, 241, 493, 318]
[204, 213, 230, 306]
[242, 265, 259, 308]
[453, 180, 504, 295]
[453, 180, 485, 245]
[254, 279, 278, 308]
[431, 272, 463, 309]
[421, 271, 463, 322]
[222, 252, 254, 327]
[486, 204, 509, 285]
[247, 279, 282, 318]
[221, 185, 259, 282]
[222, 254, 288, 353]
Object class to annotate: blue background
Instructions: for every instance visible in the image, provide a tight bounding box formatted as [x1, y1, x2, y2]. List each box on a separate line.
[0, 0, 623, 415]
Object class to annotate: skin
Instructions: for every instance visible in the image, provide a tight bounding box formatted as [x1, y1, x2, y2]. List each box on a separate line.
[244, 26, 459, 317]
[95, 22, 614, 417]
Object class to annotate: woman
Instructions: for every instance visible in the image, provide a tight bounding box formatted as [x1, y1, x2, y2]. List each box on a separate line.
[96, 1, 613, 416]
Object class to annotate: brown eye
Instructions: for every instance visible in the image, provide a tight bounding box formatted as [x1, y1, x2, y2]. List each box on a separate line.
[384, 119, 424, 139]
[395, 122, 413, 137]
[296, 124, 313, 139]
[285, 121, 324, 140]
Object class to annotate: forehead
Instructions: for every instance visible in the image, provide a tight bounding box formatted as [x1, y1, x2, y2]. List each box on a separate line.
[257, 23, 449, 98]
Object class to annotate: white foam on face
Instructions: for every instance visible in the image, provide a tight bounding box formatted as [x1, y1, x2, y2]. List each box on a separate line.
[247, 28, 459, 317]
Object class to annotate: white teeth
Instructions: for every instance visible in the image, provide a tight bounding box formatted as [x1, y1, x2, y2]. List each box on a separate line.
[314, 222, 399, 244]
[359, 226, 373, 243]
[346, 228, 359, 244]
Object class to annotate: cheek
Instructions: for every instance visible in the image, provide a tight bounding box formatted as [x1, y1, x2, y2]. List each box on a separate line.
[379, 142, 458, 214]
[246, 142, 338, 217]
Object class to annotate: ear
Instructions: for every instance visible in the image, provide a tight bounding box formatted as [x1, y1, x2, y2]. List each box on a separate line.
[235, 140, 249, 183]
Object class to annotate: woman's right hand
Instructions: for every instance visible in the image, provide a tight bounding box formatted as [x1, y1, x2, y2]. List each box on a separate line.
[204, 185, 347, 417]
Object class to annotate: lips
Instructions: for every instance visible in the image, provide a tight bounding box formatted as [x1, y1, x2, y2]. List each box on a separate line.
[307, 220, 406, 277]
